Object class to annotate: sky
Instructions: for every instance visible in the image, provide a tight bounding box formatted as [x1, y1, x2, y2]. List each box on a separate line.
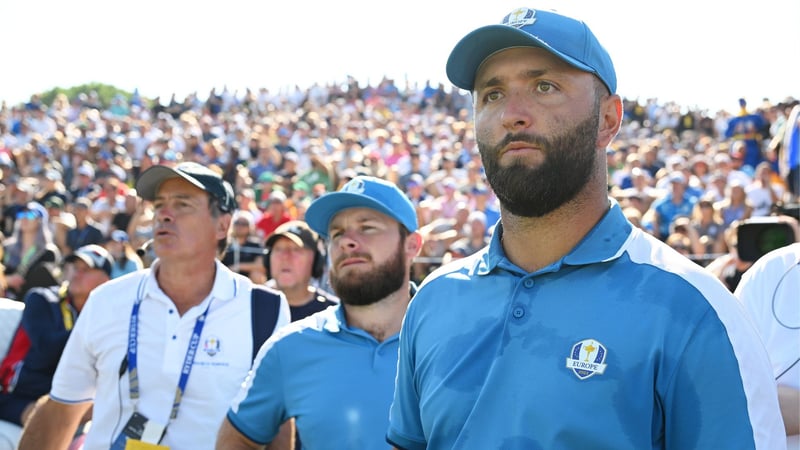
[2, 0, 798, 114]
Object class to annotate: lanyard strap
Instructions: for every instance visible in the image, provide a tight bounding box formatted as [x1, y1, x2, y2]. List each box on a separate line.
[60, 300, 75, 330]
[127, 278, 213, 420]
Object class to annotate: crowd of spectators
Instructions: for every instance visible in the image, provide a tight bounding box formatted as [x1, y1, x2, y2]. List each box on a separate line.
[0, 77, 797, 290]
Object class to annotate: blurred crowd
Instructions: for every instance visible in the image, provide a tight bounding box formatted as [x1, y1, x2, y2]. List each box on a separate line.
[0, 77, 797, 291]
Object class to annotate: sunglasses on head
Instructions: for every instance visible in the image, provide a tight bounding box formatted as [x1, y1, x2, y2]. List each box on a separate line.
[16, 210, 41, 220]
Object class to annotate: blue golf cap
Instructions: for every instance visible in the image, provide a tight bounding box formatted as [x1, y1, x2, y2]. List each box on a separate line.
[305, 176, 418, 238]
[446, 7, 616, 94]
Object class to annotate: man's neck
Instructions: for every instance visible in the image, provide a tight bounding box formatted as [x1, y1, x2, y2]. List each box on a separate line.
[281, 284, 315, 307]
[156, 261, 217, 316]
[343, 285, 410, 342]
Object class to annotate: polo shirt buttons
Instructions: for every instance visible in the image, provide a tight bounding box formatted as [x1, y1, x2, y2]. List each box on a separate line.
[512, 306, 525, 319]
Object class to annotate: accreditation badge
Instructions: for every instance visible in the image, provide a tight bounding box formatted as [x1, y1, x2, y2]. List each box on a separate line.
[110, 412, 168, 450]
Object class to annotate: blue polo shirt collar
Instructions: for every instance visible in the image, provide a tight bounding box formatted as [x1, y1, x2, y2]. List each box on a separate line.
[478, 198, 632, 275]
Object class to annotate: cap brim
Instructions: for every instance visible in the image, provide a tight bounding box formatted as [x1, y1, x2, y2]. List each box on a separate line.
[446, 24, 594, 91]
[265, 232, 305, 249]
[305, 192, 398, 238]
[65, 253, 96, 270]
[136, 165, 207, 201]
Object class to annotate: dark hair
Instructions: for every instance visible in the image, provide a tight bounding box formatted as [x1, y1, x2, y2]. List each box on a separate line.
[207, 194, 231, 257]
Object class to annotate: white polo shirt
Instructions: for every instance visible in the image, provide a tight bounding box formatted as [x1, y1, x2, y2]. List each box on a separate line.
[50, 260, 290, 450]
[735, 243, 800, 390]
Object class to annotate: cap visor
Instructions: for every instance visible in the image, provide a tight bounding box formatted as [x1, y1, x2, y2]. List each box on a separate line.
[266, 232, 305, 249]
[446, 24, 593, 91]
[65, 253, 94, 269]
[136, 166, 207, 201]
[305, 192, 398, 238]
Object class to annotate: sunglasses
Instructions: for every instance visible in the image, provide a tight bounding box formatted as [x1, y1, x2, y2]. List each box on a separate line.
[16, 211, 41, 220]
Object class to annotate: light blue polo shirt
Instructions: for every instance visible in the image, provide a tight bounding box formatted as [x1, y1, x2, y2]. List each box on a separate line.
[388, 201, 783, 449]
[227, 304, 399, 450]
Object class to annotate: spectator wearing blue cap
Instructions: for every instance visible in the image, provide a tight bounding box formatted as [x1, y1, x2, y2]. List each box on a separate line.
[645, 170, 699, 241]
[218, 175, 423, 450]
[388, 7, 784, 449]
[104, 230, 143, 279]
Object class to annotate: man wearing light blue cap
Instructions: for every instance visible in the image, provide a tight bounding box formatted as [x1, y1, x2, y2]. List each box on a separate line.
[388, 7, 784, 450]
[218, 176, 422, 450]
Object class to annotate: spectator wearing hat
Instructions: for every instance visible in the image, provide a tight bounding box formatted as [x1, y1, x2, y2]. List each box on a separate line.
[746, 161, 784, 217]
[1, 180, 34, 237]
[432, 177, 467, 220]
[645, 171, 699, 240]
[69, 162, 100, 201]
[43, 197, 75, 256]
[276, 151, 299, 184]
[0, 245, 113, 447]
[255, 190, 291, 240]
[274, 127, 297, 158]
[65, 197, 105, 255]
[689, 197, 727, 257]
[221, 212, 266, 284]
[34, 169, 70, 208]
[716, 180, 754, 229]
[247, 144, 280, 184]
[252, 171, 279, 207]
[90, 174, 128, 236]
[2, 202, 61, 301]
[263, 220, 338, 322]
[448, 210, 490, 258]
[18, 161, 290, 450]
[298, 154, 335, 193]
[110, 189, 140, 240]
[104, 230, 143, 279]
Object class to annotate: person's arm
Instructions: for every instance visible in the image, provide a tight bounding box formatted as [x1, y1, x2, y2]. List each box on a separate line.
[779, 385, 800, 436]
[17, 396, 91, 449]
[216, 417, 294, 450]
[685, 225, 705, 258]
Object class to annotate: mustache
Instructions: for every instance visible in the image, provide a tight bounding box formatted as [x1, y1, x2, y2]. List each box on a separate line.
[333, 252, 371, 267]
[497, 132, 550, 150]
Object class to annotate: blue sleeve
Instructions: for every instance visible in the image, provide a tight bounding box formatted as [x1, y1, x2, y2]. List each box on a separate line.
[387, 299, 427, 450]
[21, 291, 69, 360]
[226, 338, 288, 445]
[661, 309, 757, 449]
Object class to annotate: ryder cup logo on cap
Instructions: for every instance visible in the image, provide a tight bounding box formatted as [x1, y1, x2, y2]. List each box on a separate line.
[446, 7, 617, 94]
[305, 176, 418, 238]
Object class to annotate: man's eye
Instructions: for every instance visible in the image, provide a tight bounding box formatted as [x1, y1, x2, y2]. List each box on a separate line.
[484, 90, 502, 103]
[536, 82, 554, 93]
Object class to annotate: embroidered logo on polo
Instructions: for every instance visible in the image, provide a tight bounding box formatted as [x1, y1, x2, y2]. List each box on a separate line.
[566, 339, 607, 380]
[203, 336, 221, 357]
[503, 7, 537, 28]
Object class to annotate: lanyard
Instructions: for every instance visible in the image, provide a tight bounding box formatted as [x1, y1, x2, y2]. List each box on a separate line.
[127, 279, 213, 420]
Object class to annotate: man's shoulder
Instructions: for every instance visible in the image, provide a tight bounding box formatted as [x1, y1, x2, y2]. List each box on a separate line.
[24, 286, 60, 304]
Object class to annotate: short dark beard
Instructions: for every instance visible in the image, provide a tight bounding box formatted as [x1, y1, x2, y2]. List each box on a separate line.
[329, 238, 406, 306]
[478, 105, 600, 217]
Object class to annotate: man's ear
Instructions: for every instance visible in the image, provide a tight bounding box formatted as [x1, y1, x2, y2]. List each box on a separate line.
[405, 231, 424, 259]
[217, 213, 232, 241]
[597, 94, 622, 149]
